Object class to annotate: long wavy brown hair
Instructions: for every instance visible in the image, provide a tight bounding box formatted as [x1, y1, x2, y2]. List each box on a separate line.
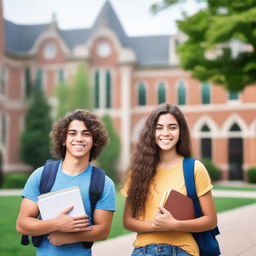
[127, 104, 192, 217]
[50, 109, 108, 161]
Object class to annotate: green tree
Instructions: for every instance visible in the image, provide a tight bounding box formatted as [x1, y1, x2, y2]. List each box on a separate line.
[97, 115, 120, 184]
[152, 0, 256, 91]
[55, 62, 92, 119]
[55, 82, 71, 119]
[70, 62, 92, 110]
[20, 87, 52, 170]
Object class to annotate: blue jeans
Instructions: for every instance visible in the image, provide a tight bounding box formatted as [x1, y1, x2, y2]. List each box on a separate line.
[131, 244, 192, 256]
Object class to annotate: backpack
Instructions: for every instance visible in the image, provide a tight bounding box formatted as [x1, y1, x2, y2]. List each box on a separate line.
[183, 158, 221, 256]
[21, 159, 105, 249]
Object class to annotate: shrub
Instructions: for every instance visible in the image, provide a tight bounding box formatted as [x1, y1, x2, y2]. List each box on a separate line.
[247, 167, 256, 184]
[2, 173, 29, 188]
[202, 159, 222, 181]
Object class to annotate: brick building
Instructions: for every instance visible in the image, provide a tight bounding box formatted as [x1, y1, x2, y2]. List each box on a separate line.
[1, 0, 256, 180]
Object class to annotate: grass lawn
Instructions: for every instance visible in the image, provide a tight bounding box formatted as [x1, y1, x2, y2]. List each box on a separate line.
[1, 192, 256, 256]
[213, 185, 256, 191]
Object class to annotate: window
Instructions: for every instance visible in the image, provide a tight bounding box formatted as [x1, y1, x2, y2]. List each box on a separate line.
[105, 71, 111, 108]
[58, 69, 65, 83]
[36, 69, 43, 89]
[138, 83, 146, 106]
[230, 123, 241, 132]
[94, 71, 100, 108]
[24, 67, 32, 98]
[157, 82, 166, 104]
[201, 138, 212, 160]
[200, 124, 212, 160]
[0, 67, 6, 96]
[44, 43, 57, 59]
[229, 91, 238, 100]
[178, 81, 186, 105]
[202, 82, 210, 104]
[0, 113, 6, 144]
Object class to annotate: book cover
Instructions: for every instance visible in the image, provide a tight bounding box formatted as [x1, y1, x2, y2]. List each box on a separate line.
[37, 186, 86, 220]
[161, 189, 195, 220]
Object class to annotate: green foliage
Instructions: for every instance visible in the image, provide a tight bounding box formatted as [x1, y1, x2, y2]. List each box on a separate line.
[55, 62, 92, 119]
[2, 173, 29, 188]
[97, 115, 120, 183]
[0, 151, 3, 187]
[247, 167, 256, 184]
[153, 0, 256, 91]
[20, 87, 52, 170]
[202, 159, 222, 181]
[55, 82, 71, 118]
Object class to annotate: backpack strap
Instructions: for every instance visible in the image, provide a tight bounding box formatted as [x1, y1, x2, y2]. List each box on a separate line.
[183, 158, 220, 236]
[21, 160, 60, 247]
[39, 160, 61, 194]
[183, 157, 204, 218]
[183, 157, 197, 199]
[82, 166, 105, 249]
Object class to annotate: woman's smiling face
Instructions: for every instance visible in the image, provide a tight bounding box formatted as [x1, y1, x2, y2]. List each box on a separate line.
[155, 113, 180, 152]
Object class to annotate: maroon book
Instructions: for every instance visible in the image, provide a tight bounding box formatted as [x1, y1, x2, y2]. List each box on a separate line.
[162, 189, 195, 220]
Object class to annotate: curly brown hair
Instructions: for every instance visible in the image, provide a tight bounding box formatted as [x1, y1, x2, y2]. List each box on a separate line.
[127, 104, 192, 217]
[50, 109, 108, 161]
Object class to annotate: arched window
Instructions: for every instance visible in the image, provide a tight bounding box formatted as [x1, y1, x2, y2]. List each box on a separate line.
[24, 67, 32, 98]
[178, 81, 186, 105]
[229, 91, 238, 100]
[105, 71, 111, 108]
[94, 71, 100, 108]
[35, 69, 43, 89]
[138, 82, 146, 106]
[157, 82, 166, 104]
[0, 113, 6, 144]
[202, 82, 210, 104]
[58, 69, 65, 83]
[230, 123, 241, 131]
[0, 67, 7, 96]
[200, 124, 212, 160]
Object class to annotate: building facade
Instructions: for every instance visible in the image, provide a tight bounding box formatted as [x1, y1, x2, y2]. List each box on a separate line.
[1, 0, 256, 180]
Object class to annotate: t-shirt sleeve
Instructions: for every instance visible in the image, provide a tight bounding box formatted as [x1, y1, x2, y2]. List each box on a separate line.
[95, 175, 116, 211]
[194, 160, 213, 197]
[22, 167, 43, 202]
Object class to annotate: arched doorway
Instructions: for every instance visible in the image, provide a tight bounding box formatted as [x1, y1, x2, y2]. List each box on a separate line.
[228, 123, 243, 180]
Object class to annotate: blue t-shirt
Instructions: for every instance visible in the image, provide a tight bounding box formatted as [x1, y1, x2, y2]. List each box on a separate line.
[22, 161, 116, 256]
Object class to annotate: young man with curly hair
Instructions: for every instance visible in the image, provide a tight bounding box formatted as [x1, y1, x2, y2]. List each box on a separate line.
[16, 109, 116, 256]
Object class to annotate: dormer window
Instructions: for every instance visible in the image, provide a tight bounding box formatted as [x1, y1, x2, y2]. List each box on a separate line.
[44, 43, 57, 59]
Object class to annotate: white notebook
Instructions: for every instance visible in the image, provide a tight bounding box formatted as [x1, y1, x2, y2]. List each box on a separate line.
[37, 186, 86, 220]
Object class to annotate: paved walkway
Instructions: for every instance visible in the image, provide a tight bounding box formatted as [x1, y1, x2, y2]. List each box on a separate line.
[1, 188, 256, 255]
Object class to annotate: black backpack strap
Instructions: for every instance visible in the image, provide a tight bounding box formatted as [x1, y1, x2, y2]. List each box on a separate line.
[21, 160, 60, 247]
[82, 166, 105, 249]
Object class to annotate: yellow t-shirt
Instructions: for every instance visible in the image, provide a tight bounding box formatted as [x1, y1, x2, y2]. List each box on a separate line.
[121, 159, 213, 256]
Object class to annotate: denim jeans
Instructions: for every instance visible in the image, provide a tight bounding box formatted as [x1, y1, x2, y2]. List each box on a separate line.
[131, 244, 192, 256]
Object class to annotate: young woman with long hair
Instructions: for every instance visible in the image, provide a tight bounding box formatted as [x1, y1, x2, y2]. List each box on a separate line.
[121, 104, 217, 256]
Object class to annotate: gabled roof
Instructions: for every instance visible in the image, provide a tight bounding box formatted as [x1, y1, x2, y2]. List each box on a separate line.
[130, 35, 170, 67]
[5, 20, 47, 53]
[89, 1, 131, 48]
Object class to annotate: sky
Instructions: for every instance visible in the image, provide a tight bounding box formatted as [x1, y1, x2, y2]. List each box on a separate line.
[2, 0, 205, 36]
